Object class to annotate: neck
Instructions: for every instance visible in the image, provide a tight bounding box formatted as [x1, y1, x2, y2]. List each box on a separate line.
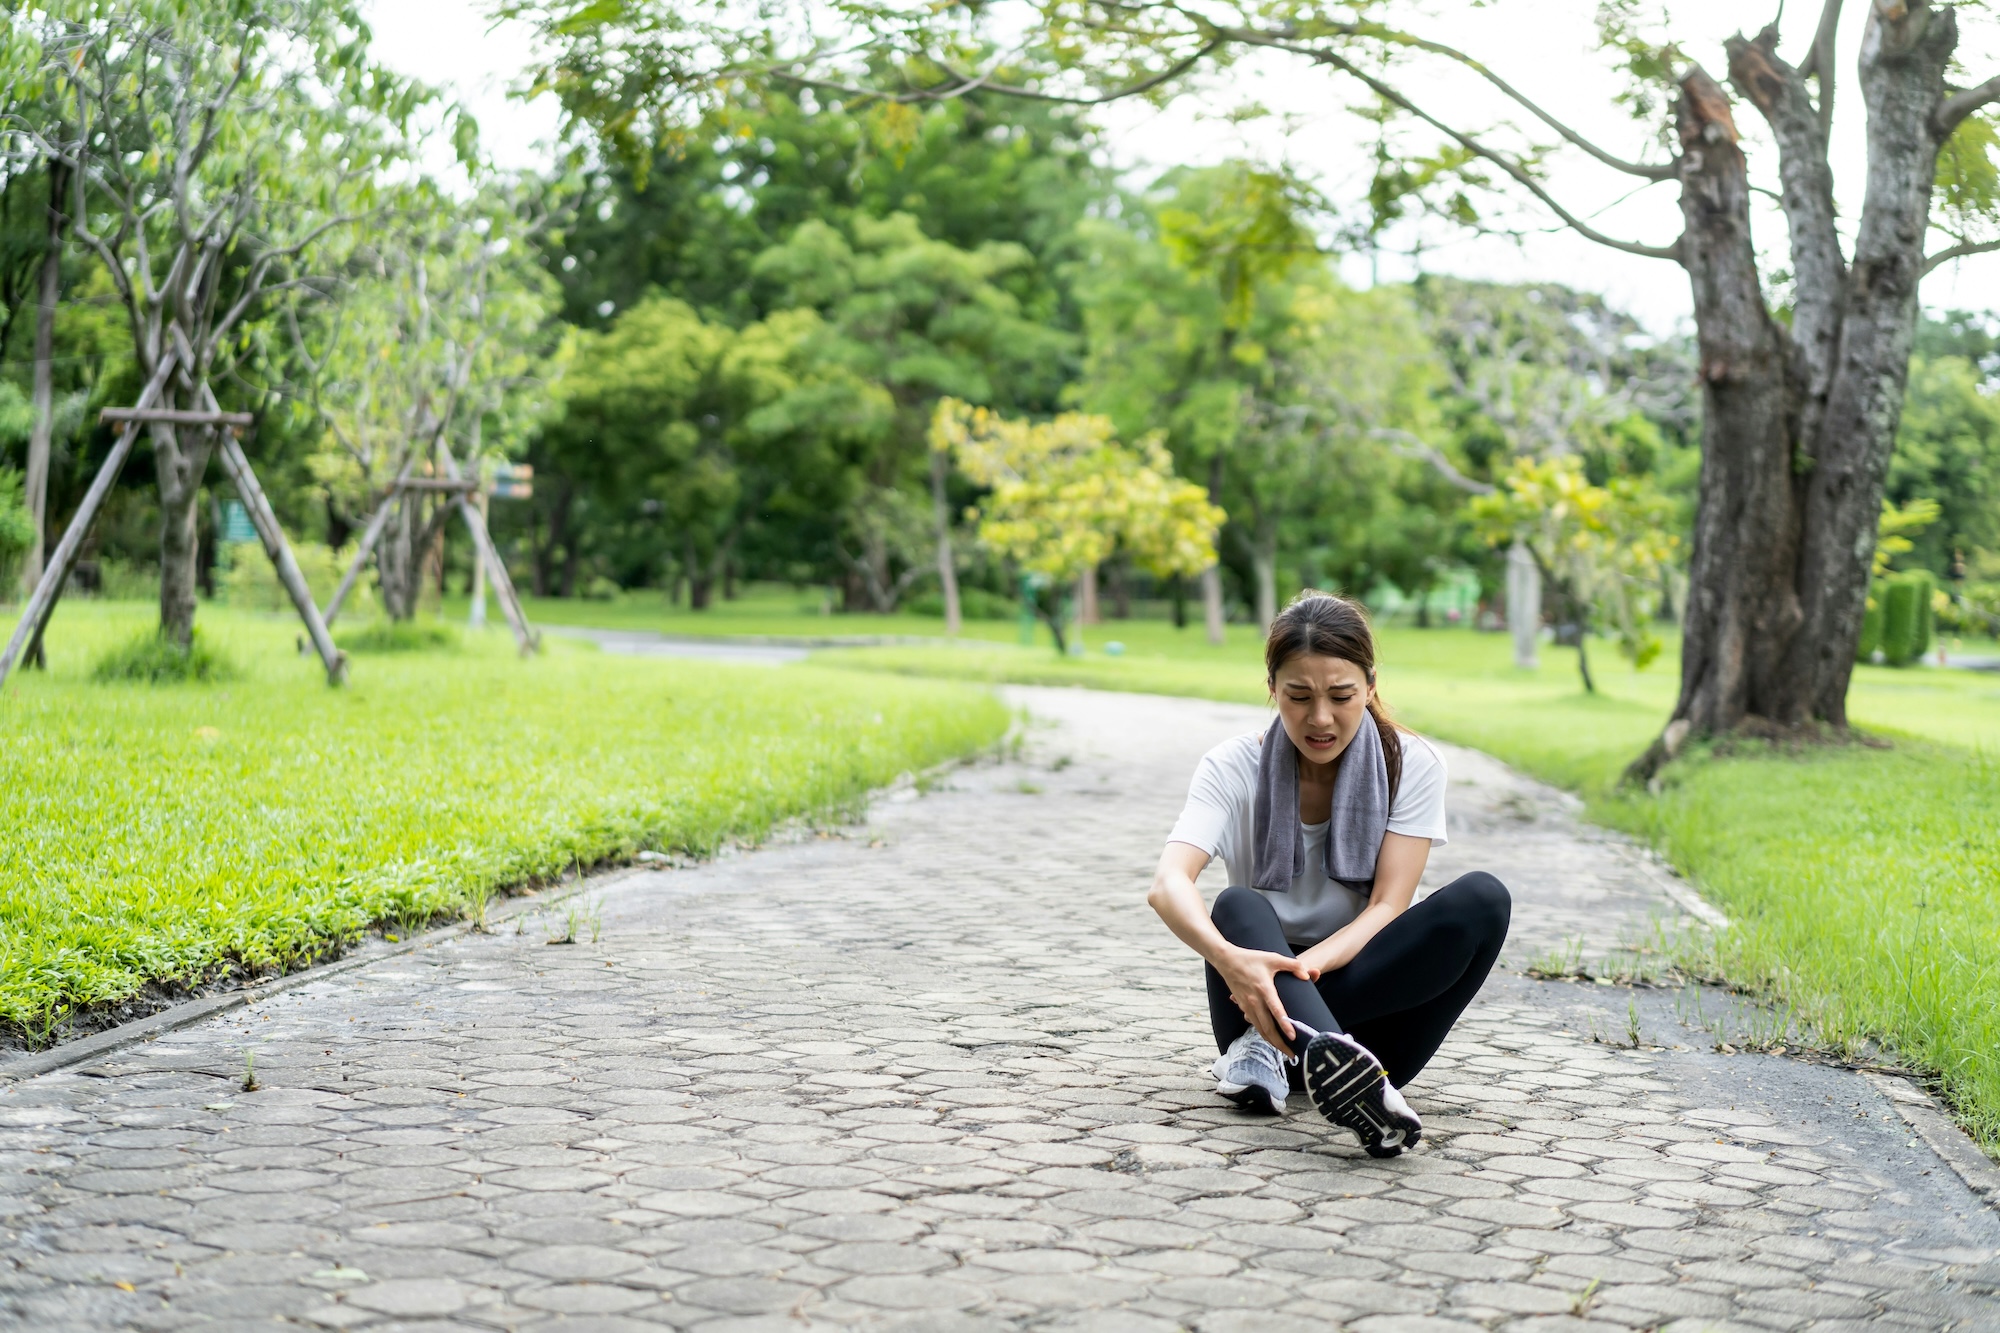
[1297, 749, 1342, 785]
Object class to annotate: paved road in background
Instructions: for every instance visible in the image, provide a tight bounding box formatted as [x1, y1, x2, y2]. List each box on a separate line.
[3, 686, 1997, 1332]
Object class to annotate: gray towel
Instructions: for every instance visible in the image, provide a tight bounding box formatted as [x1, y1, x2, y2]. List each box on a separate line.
[1250, 715, 1389, 893]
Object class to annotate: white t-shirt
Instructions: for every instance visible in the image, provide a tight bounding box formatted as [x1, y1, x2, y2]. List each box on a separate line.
[1167, 728, 1448, 947]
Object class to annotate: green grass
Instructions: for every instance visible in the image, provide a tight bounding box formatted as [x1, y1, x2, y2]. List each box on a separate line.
[817, 625, 2000, 1148]
[91, 627, 240, 684]
[334, 619, 462, 654]
[0, 601, 1008, 1044]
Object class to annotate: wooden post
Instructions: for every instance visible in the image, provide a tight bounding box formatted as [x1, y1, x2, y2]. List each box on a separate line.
[0, 354, 177, 690]
[468, 490, 489, 629]
[454, 497, 534, 654]
[433, 440, 534, 654]
[214, 431, 347, 684]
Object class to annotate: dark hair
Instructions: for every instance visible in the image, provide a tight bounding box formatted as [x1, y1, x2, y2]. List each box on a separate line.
[1263, 590, 1403, 801]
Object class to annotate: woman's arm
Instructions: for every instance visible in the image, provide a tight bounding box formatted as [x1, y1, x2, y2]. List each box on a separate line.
[1148, 841, 1315, 1053]
[1295, 831, 1432, 975]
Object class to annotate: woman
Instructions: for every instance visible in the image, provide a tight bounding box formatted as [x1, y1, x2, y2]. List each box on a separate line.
[1149, 591, 1510, 1158]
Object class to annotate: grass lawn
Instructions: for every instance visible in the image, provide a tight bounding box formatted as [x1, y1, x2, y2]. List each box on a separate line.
[816, 623, 2000, 1148]
[0, 601, 1009, 1044]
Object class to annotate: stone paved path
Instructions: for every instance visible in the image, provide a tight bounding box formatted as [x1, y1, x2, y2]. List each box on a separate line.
[3, 686, 1998, 1333]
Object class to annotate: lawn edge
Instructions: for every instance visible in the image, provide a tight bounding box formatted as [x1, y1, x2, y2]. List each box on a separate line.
[0, 867, 641, 1085]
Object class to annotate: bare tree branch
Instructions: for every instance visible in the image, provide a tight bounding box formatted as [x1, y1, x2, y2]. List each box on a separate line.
[1920, 236, 2000, 275]
[1370, 30, 1677, 180]
[1935, 73, 2000, 136]
[766, 39, 1224, 107]
[1796, 0, 1844, 138]
[1370, 428, 1495, 494]
[1254, 37, 1683, 262]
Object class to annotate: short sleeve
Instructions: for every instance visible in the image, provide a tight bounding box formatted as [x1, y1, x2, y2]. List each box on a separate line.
[1387, 736, 1448, 846]
[1166, 748, 1242, 864]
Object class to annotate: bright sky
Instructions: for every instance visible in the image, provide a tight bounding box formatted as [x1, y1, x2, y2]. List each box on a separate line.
[364, 0, 2000, 335]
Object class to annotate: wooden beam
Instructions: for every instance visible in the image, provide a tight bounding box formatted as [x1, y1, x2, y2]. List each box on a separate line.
[197, 380, 347, 685]
[0, 354, 178, 690]
[99, 407, 254, 428]
[395, 477, 478, 493]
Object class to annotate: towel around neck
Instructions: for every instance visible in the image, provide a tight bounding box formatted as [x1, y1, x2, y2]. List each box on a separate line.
[1249, 714, 1389, 893]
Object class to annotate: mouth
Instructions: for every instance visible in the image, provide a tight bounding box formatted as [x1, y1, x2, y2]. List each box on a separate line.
[1301, 732, 1341, 752]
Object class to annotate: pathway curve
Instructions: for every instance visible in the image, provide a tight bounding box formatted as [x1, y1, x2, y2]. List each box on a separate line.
[3, 687, 1998, 1333]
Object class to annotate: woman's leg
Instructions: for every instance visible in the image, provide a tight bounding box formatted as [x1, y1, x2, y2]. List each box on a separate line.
[1204, 886, 1341, 1054]
[1315, 872, 1510, 1087]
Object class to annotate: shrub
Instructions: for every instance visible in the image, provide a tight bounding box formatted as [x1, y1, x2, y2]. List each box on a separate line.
[220, 540, 372, 617]
[335, 620, 461, 654]
[0, 468, 34, 593]
[91, 629, 238, 684]
[1856, 589, 1885, 661]
[908, 586, 1020, 621]
[1881, 570, 1935, 666]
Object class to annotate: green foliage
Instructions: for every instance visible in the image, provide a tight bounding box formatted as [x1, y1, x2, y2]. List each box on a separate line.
[1888, 346, 2000, 577]
[1468, 455, 1678, 684]
[218, 541, 372, 617]
[1880, 571, 1936, 666]
[334, 620, 461, 654]
[0, 603, 1007, 1040]
[0, 468, 34, 586]
[90, 628, 238, 685]
[1857, 591, 1885, 661]
[1935, 112, 2000, 246]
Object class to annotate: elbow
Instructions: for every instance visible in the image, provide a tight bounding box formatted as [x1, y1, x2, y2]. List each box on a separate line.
[1146, 874, 1176, 917]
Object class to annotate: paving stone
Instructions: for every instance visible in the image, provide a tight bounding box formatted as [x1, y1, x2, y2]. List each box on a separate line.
[3, 687, 1996, 1333]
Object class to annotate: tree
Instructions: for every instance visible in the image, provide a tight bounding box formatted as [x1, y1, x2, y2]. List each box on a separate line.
[1885, 349, 2000, 577]
[293, 179, 564, 621]
[504, 0, 2000, 777]
[752, 211, 1072, 612]
[1469, 455, 1679, 693]
[12, 0, 425, 648]
[934, 397, 1223, 652]
[540, 294, 887, 605]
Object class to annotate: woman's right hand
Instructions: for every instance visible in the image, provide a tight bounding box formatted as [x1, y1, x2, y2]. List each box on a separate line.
[1215, 945, 1316, 1057]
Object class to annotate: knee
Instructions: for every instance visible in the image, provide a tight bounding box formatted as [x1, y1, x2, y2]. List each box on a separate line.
[1211, 885, 1276, 936]
[1447, 872, 1511, 937]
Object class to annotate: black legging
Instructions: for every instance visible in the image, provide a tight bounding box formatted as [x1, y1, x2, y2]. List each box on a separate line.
[1205, 872, 1510, 1089]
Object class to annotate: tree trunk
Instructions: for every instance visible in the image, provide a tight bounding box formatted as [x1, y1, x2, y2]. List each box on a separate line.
[1201, 456, 1226, 643]
[930, 447, 961, 634]
[1634, 11, 1960, 779]
[1079, 562, 1100, 624]
[1171, 574, 1187, 629]
[1506, 539, 1541, 669]
[1251, 528, 1276, 632]
[1782, 5, 1955, 723]
[1109, 561, 1131, 619]
[687, 537, 711, 609]
[1200, 565, 1227, 643]
[469, 494, 489, 628]
[153, 419, 213, 651]
[21, 159, 64, 603]
[378, 495, 419, 621]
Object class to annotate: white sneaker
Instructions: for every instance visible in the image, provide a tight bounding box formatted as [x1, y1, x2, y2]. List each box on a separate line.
[1295, 1023, 1423, 1157]
[1211, 1029, 1289, 1115]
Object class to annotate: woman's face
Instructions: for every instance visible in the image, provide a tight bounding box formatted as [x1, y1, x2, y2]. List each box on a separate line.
[1270, 653, 1374, 771]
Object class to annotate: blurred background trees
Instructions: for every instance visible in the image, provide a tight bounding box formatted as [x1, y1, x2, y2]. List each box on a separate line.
[1, 1, 1995, 672]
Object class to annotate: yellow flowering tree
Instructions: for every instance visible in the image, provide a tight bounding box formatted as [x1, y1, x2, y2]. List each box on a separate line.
[1469, 455, 1678, 693]
[932, 399, 1223, 653]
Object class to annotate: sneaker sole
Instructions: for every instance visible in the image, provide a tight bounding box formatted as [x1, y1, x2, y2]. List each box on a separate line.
[1303, 1032, 1421, 1157]
[1215, 1080, 1283, 1116]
